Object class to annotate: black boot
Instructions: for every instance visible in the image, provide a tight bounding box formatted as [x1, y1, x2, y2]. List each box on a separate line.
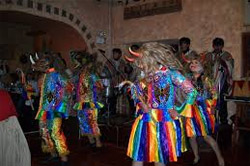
[41, 156, 60, 164]
[61, 161, 69, 166]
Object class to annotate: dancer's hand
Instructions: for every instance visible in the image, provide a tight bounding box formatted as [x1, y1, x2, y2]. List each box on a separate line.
[140, 102, 150, 113]
[169, 109, 179, 119]
[211, 106, 216, 115]
[116, 80, 134, 90]
[139, 102, 156, 122]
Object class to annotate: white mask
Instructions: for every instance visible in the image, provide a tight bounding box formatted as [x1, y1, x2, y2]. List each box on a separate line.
[190, 60, 204, 74]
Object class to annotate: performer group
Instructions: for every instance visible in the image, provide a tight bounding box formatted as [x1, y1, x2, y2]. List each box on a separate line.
[0, 37, 234, 166]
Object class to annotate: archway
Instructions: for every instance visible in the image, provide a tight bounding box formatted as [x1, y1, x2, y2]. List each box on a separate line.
[0, 0, 97, 54]
[0, 10, 88, 71]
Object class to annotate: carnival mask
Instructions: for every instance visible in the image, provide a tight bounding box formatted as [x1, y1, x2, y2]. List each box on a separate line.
[30, 53, 52, 72]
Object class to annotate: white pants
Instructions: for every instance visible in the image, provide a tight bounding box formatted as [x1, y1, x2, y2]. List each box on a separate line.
[0, 116, 31, 166]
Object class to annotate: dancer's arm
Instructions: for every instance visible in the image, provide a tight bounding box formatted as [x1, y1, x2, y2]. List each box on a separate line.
[204, 77, 217, 115]
[171, 70, 197, 118]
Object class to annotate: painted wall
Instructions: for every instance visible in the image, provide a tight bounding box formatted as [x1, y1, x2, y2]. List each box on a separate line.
[0, 22, 33, 56]
[0, 0, 245, 77]
[0, 0, 110, 61]
[40, 0, 110, 60]
[40, 0, 109, 37]
[0, 22, 33, 71]
[32, 20, 87, 68]
[112, 0, 244, 78]
[0, 16, 87, 71]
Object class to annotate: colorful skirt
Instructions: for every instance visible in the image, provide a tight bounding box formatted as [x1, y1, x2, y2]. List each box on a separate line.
[75, 102, 103, 136]
[185, 98, 216, 137]
[35, 100, 69, 122]
[127, 114, 187, 164]
[78, 108, 101, 136]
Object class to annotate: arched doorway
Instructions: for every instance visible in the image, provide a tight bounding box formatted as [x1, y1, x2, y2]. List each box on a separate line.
[0, 11, 87, 71]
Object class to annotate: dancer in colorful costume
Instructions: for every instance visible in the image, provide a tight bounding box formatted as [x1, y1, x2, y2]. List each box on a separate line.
[123, 42, 197, 166]
[183, 53, 224, 166]
[71, 51, 103, 148]
[30, 53, 70, 166]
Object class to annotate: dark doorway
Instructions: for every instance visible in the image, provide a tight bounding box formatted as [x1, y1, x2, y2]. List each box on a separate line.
[242, 32, 250, 77]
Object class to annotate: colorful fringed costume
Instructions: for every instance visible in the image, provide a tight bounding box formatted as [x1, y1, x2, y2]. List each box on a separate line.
[127, 69, 197, 164]
[74, 71, 103, 136]
[35, 68, 70, 156]
[185, 74, 217, 137]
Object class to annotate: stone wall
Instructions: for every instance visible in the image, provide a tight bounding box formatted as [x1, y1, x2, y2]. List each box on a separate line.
[0, 0, 246, 77]
[112, 0, 244, 78]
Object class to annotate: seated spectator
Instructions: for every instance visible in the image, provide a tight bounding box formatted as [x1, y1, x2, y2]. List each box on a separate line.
[0, 88, 31, 166]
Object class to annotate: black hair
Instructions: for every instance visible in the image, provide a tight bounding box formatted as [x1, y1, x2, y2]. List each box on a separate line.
[131, 44, 140, 51]
[10, 73, 19, 83]
[179, 37, 191, 45]
[124, 63, 133, 74]
[112, 48, 122, 55]
[212, 37, 224, 47]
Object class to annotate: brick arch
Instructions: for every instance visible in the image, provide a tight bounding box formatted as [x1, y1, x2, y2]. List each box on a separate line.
[0, 0, 98, 55]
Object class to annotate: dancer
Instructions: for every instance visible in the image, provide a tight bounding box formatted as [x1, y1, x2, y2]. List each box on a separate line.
[71, 51, 103, 148]
[31, 53, 70, 166]
[183, 53, 224, 166]
[123, 42, 197, 166]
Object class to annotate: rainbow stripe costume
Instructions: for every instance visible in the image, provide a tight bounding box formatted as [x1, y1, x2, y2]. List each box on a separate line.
[36, 68, 70, 157]
[185, 75, 217, 137]
[127, 69, 197, 164]
[74, 71, 103, 136]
